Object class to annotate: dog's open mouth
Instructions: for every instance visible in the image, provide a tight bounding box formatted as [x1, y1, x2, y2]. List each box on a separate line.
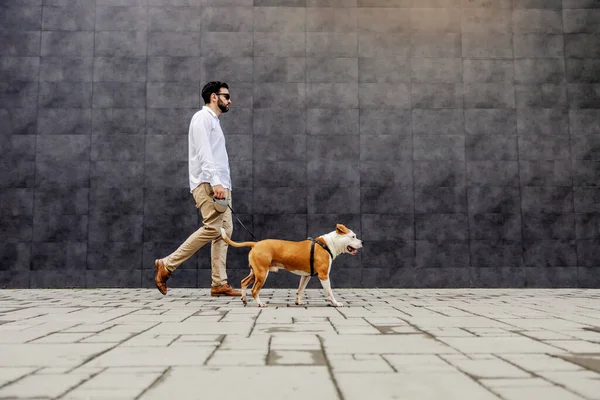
[347, 246, 358, 255]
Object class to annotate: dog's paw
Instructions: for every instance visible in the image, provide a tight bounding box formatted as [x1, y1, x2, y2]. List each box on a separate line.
[295, 300, 305, 306]
[257, 302, 268, 308]
[331, 301, 344, 307]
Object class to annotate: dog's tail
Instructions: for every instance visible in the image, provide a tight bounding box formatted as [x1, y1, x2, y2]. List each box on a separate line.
[220, 228, 256, 248]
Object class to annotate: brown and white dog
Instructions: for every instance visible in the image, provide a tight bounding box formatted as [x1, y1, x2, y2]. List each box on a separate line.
[220, 224, 363, 307]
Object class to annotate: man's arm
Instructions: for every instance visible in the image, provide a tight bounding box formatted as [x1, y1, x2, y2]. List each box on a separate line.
[192, 114, 225, 198]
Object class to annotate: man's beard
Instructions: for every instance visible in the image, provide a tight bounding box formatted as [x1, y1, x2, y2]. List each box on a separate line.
[218, 101, 229, 113]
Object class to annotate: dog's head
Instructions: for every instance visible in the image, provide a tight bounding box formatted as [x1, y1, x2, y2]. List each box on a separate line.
[332, 224, 363, 255]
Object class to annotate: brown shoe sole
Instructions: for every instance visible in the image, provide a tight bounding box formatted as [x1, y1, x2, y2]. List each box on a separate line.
[211, 291, 241, 297]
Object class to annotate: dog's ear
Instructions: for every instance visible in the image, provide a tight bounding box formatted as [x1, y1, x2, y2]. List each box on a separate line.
[336, 224, 349, 234]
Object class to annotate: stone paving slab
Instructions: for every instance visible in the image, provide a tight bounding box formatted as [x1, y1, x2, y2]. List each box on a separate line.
[0, 288, 599, 399]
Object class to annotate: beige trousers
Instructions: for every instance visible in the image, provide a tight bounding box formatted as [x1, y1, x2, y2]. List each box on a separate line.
[163, 183, 233, 287]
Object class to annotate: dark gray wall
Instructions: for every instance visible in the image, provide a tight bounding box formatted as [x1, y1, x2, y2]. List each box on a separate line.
[1, 0, 600, 289]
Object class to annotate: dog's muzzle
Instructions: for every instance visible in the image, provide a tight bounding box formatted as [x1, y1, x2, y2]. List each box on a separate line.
[346, 241, 362, 255]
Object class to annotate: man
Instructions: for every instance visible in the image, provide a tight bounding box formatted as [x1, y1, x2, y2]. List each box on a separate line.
[154, 81, 241, 297]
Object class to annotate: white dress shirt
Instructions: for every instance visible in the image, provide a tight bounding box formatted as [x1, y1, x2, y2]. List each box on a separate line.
[188, 106, 231, 193]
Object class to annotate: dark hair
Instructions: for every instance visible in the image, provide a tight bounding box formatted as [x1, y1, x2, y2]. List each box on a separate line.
[201, 81, 229, 104]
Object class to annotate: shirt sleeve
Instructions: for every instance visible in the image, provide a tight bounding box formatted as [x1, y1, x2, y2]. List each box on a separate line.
[192, 114, 222, 187]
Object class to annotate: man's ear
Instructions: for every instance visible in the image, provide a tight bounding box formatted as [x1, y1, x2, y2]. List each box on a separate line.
[336, 224, 349, 234]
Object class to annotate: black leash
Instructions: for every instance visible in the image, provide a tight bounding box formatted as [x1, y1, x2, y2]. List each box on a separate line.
[227, 204, 259, 242]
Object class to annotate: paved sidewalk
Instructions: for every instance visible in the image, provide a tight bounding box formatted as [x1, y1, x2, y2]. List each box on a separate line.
[0, 289, 599, 400]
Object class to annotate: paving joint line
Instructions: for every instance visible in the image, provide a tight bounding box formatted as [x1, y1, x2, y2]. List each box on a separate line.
[317, 335, 344, 400]
[0, 367, 44, 391]
[246, 309, 262, 338]
[495, 354, 593, 400]
[55, 367, 107, 400]
[134, 367, 172, 400]
[65, 322, 161, 374]
[203, 334, 226, 366]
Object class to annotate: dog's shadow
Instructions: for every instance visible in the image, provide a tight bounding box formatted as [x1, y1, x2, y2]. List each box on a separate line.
[247, 302, 345, 308]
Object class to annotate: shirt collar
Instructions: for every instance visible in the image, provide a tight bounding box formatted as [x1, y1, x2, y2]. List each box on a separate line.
[203, 105, 218, 119]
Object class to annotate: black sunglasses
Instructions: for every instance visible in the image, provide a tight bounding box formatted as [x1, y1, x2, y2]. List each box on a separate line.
[216, 92, 230, 100]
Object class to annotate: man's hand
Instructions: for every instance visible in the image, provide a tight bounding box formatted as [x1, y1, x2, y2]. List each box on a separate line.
[213, 184, 226, 199]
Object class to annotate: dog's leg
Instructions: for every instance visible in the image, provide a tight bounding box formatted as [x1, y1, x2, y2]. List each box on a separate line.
[295, 275, 311, 305]
[252, 271, 269, 307]
[319, 278, 343, 307]
[240, 268, 255, 306]
[249, 252, 270, 307]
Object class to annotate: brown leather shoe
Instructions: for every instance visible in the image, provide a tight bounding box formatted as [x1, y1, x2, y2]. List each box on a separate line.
[154, 259, 171, 295]
[211, 283, 241, 297]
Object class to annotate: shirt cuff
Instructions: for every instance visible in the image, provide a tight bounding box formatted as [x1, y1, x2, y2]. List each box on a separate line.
[209, 177, 222, 187]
